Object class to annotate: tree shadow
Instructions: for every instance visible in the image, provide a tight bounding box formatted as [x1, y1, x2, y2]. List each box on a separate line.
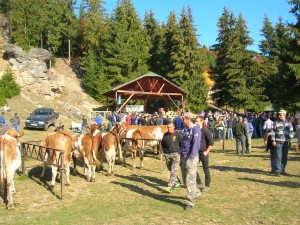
[27, 166, 61, 200]
[210, 165, 273, 176]
[112, 174, 186, 207]
[239, 177, 300, 188]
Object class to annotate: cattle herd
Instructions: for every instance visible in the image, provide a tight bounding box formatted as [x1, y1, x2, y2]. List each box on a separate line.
[0, 122, 167, 210]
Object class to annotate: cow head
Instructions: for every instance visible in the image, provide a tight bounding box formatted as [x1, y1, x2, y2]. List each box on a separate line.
[90, 122, 99, 134]
[149, 127, 163, 140]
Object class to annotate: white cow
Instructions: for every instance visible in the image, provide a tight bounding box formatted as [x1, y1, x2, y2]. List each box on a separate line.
[0, 128, 24, 210]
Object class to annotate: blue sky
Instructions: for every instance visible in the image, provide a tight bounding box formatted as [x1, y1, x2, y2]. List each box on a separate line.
[78, 0, 296, 52]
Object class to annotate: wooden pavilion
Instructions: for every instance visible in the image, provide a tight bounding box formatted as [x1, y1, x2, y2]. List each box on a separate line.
[102, 72, 187, 113]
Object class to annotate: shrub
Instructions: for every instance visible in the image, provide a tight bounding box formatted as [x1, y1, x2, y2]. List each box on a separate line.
[0, 69, 21, 104]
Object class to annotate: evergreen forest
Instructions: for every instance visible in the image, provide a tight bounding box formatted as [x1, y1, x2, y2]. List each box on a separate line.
[1, 0, 299, 113]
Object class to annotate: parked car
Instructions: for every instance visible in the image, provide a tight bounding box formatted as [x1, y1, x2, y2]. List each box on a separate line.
[25, 107, 59, 131]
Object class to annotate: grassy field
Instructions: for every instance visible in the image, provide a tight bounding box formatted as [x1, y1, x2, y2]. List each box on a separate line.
[0, 128, 299, 225]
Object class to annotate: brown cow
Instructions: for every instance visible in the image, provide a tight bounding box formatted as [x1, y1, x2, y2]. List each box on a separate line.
[40, 130, 72, 188]
[122, 125, 164, 168]
[72, 123, 102, 181]
[121, 122, 168, 134]
[0, 128, 24, 210]
[101, 124, 122, 175]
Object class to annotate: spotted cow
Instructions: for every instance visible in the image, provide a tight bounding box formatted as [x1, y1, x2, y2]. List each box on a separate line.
[40, 130, 72, 188]
[0, 128, 24, 210]
[72, 123, 102, 181]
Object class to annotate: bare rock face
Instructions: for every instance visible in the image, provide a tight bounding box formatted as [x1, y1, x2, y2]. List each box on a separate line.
[4, 44, 65, 97]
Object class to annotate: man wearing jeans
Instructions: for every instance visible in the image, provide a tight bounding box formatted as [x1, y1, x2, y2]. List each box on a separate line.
[180, 112, 201, 210]
[270, 109, 293, 176]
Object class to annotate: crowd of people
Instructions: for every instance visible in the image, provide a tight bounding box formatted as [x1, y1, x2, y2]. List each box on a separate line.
[159, 109, 299, 210]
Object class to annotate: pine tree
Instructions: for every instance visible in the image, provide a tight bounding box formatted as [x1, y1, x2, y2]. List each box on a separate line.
[211, 8, 236, 107]
[261, 17, 296, 110]
[0, 69, 20, 105]
[80, 0, 109, 102]
[225, 13, 254, 110]
[165, 7, 209, 112]
[103, 0, 149, 87]
[286, 0, 300, 110]
[58, 0, 79, 59]
[144, 9, 166, 76]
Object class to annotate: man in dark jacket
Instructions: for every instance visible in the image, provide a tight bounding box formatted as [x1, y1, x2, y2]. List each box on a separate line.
[161, 122, 183, 193]
[233, 116, 247, 156]
[195, 116, 214, 192]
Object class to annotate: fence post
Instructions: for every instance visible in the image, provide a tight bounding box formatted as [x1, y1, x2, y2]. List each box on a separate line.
[223, 128, 226, 152]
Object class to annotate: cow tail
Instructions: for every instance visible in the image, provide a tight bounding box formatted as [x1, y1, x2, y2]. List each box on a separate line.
[114, 132, 123, 161]
[92, 149, 100, 168]
[137, 130, 144, 149]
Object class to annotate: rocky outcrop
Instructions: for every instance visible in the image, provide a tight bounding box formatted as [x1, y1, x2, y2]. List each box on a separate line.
[4, 44, 65, 98]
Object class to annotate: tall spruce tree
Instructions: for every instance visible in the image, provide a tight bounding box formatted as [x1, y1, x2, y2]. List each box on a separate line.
[165, 7, 208, 112]
[103, 0, 149, 87]
[286, 0, 300, 110]
[211, 8, 236, 107]
[224, 13, 255, 110]
[144, 9, 166, 76]
[212, 9, 268, 112]
[260, 17, 296, 110]
[80, 0, 110, 102]
[58, 0, 79, 59]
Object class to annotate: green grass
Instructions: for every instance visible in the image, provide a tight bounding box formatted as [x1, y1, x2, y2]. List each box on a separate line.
[0, 137, 299, 225]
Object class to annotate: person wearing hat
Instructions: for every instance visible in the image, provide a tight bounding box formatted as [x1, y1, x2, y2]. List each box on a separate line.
[180, 112, 202, 210]
[270, 109, 294, 176]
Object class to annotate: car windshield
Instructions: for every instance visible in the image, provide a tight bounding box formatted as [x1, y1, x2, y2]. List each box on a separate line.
[34, 110, 49, 116]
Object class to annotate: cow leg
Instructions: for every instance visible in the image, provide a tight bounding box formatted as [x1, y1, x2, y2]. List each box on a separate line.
[72, 154, 77, 175]
[139, 149, 144, 169]
[99, 157, 104, 171]
[83, 157, 90, 180]
[111, 153, 116, 174]
[40, 153, 49, 179]
[87, 164, 92, 182]
[105, 154, 112, 175]
[132, 150, 136, 169]
[65, 161, 71, 186]
[122, 150, 126, 164]
[6, 173, 14, 210]
[50, 165, 58, 188]
[91, 165, 96, 182]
